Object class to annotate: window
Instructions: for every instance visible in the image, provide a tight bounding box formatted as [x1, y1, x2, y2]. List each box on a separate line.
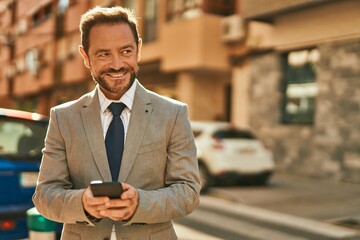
[32, 11, 42, 27]
[167, 0, 202, 21]
[143, 0, 158, 43]
[44, 3, 52, 19]
[31, 3, 53, 27]
[0, 118, 47, 158]
[281, 49, 320, 124]
[25, 49, 40, 77]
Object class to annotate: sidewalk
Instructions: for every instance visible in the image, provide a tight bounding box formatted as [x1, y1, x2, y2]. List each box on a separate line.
[207, 173, 360, 232]
[200, 195, 360, 239]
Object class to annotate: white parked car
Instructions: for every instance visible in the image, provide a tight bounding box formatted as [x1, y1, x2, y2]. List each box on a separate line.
[191, 121, 275, 191]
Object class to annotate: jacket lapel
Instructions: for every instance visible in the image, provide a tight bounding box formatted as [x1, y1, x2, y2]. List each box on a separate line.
[80, 89, 112, 181]
[119, 82, 153, 182]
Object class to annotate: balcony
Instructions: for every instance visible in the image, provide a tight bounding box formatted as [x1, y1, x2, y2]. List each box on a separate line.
[257, 0, 360, 50]
[12, 61, 53, 97]
[242, 0, 327, 20]
[159, 14, 230, 72]
[15, 16, 55, 56]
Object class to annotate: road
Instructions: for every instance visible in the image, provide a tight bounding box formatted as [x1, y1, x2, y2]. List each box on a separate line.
[208, 173, 360, 222]
[173, 173, 360, 240]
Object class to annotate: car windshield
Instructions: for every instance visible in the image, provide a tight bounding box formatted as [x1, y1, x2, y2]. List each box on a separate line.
[0, 117, 48, 160]
[213, 129, 256, 139]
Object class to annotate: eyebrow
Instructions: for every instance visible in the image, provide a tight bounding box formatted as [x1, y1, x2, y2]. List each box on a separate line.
[93, 49, 109, 56]
[93, 44, 136, 56]
[120, 44, 136, 51]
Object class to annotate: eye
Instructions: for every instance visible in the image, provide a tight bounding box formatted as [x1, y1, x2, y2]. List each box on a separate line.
[97, 52, 110, 58]
[122, 49, 133, 56]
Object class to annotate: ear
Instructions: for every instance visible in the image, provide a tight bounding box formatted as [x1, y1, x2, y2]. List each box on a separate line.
[137, 38, 142, 62]
[79, 45, 90, 68]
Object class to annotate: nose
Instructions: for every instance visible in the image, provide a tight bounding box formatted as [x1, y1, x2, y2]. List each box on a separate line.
[109, 54, 124, 70]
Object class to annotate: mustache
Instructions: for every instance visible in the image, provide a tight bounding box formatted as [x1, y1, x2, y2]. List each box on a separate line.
[101, 67, 130, 75]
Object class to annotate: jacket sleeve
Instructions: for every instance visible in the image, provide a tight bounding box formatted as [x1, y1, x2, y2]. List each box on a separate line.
[32, 108, 92, 225]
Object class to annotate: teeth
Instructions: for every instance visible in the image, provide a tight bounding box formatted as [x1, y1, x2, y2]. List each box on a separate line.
[108, 72, 126, 78]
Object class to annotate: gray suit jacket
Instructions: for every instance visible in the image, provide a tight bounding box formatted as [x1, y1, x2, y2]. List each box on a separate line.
[33, 81, 201, 240]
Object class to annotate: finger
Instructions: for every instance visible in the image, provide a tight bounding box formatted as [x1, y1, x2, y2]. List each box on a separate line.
[82, 187, 110, 218]
[95, 204, 111, 211]
[104, 198, 130, 208]
[85, 189, 110, 206]
[103, 201, 138, 220]
[90, 210, 103, 219]
[120, 183, 137, 199]
[100, 208, 129, 221]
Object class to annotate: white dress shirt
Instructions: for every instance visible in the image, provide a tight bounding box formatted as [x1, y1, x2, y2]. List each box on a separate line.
[97, 81, 136, 140]
[96, 80, 137, 240]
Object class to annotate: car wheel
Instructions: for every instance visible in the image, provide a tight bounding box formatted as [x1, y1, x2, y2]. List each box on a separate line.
[198, 162, 213, 193]
[256, 171, 272, 185]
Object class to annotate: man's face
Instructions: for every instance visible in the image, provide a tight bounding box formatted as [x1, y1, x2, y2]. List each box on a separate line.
[79, 23, 142, 100]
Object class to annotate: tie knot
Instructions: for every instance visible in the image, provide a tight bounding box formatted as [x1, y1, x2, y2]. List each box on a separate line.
[108, 102, 126, 116]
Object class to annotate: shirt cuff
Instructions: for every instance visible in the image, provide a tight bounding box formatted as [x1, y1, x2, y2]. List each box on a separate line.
[84, 210, 102, 223]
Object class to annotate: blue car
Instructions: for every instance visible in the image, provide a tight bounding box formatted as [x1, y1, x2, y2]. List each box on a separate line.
[0, 108, 49, 239]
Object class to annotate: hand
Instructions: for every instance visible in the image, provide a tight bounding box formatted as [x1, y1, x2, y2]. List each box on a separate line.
[82, 187, 110, 219]
[99, 182, 139, 221]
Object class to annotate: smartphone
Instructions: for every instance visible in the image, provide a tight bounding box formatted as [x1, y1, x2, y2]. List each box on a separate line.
[90, 181, 124, 199]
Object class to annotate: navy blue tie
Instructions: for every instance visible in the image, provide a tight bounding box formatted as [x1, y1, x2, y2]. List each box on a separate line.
[105, 102, 126, 181]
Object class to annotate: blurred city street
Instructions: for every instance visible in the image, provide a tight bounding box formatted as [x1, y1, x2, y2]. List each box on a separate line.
[174, 173, 360, 240]
[1, 0, 360, 239]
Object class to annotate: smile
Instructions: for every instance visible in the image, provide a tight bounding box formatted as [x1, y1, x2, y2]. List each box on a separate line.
[106, 71, 127, 78]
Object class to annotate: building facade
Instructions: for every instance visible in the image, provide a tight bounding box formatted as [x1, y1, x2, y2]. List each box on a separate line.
[0, 0, 359, 183]
[0, 0, 237, 120]
[235, 0, 360, 183]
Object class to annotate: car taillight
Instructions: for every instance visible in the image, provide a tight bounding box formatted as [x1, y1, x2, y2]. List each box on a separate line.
[212, 137, 223, 149]
[0, 220, 16, 231]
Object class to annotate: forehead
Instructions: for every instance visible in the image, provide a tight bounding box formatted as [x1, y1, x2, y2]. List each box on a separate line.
[88, 23, 136, 51]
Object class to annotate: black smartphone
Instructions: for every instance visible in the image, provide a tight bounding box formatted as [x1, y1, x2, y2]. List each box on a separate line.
[90, 181, 124, 199]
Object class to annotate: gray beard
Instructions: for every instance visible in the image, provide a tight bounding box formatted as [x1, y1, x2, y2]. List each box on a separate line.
[91, 68, 138, 94]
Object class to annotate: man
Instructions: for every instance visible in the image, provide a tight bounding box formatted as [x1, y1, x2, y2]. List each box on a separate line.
[33, 6, 201, 240]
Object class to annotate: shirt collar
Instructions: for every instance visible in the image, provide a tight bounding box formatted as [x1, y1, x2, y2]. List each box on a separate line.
[97, 80, 137, 114]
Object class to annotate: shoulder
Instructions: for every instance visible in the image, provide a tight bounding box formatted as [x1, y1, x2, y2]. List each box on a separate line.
[135, 81, 187, 111]
[51, 90, 96, 114]
[146, 90, 189, 120]
[147, 90, 186, 108]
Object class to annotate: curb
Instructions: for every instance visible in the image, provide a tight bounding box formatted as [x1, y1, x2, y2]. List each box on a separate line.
[200, 195, 360, 239]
